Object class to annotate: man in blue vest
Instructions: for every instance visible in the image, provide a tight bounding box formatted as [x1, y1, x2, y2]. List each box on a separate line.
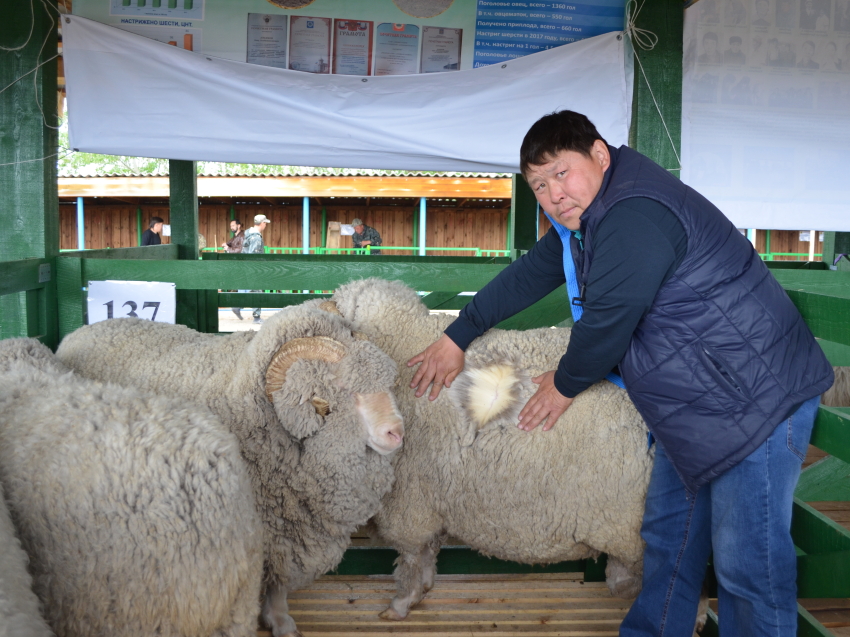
[408, 110, 833, 635]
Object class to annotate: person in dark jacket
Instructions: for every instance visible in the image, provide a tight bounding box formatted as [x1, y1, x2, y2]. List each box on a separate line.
[408, 110, 833, 636]
[351, 218, 382, 254]
[141, 216, 164, 246]
[223, 219, 246, 320]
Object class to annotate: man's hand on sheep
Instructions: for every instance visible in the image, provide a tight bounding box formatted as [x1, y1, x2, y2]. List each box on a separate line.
[407, 334, 465, 400]
[517, 371, 574, 432]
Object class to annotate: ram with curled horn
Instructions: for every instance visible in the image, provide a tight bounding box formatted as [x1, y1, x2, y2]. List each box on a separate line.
[57, 304, 404, 637]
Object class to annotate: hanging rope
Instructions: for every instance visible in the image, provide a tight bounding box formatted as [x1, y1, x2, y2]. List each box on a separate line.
[624, 0, 682, 172]
[0, 0, 66, 162]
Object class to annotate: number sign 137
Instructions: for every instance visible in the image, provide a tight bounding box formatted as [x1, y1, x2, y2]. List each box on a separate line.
[103, 300, 161, 321]
[87, 281, 176, 325]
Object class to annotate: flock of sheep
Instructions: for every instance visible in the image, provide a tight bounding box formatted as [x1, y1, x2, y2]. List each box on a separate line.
[0, 278, 840, 637]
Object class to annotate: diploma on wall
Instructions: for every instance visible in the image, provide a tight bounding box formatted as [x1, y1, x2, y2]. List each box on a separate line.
[374, 23, 420, 76]
[420, 27, 462, 73]
[246, 13, 288, 69]
[289, 16, 332, 74]
[333, 20, 374, 76]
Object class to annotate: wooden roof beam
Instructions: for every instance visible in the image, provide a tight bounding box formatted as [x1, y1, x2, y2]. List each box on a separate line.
[58, 176, 513, 199]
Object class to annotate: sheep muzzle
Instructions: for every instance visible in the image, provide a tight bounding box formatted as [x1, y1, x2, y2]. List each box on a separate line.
[355, 392, 404, 455]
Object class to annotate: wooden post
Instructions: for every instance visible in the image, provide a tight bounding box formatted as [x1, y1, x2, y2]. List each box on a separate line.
[0, 0, 59, 346]
[629, 1, 683, 175]
[169, 159, 199, 260]
[169, 159, 203, 329]
[509, 175, 538, 257]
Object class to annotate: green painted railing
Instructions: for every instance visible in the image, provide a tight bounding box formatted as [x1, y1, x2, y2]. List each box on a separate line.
[761, 252, 823, 261]
[203, 246, 511, 257]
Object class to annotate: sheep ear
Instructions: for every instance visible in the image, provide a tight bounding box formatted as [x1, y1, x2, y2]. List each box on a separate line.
[272, 391, 325, 439]
[447, 365, 523, 446]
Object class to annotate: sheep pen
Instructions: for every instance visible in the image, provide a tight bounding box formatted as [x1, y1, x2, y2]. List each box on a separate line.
[0, 338, 263, 637]
[316, 278, 654, 621]
[56, 304, 404, 637]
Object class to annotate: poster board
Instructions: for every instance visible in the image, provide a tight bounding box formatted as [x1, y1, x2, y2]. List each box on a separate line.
[681, 0, 850, 230]
[74, 0, 626, 74]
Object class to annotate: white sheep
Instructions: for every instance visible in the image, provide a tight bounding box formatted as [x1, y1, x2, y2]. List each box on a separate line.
[822, 366, 849, 406]
[316, 279, 653, 620]
[0, 479, 54, 637]
[56, 304, 404, 637]
[0, 337, 263, 637]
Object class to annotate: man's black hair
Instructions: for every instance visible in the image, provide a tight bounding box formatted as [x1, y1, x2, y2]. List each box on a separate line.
[149, 216, 164, 228]
[232, 219, 243, 227]
[519, 110, 607, 176]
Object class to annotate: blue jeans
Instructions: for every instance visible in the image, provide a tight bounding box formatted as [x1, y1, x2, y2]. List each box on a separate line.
[620, 396, 819, 636]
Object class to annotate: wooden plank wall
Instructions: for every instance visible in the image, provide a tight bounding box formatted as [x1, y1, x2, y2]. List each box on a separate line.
[60, 204, 509, 254]
[538, 215, 824, 261]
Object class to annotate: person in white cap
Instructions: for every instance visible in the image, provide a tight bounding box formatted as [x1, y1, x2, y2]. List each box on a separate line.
[241, 214, 271, 323]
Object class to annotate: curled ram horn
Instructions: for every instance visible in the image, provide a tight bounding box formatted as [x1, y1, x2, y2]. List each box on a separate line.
[265, 336, 346, 403]
[317, 300, 368, 340]
[318, 300, 343, 316]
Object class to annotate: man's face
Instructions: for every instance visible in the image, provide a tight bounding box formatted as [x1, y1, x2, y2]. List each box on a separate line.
[259, 221, 268, 233]
[230, 220, 238, 233]
[756, 0, 769, 17]
[524, 141, 610, 231]
[704, 37, 717, 54]
[731, 41, 741, 52]
[354, 224, 365, 234]
[153, 222, 163, 234]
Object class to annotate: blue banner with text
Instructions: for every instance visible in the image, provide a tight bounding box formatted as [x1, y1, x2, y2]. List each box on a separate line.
[473, 0, 626, 67]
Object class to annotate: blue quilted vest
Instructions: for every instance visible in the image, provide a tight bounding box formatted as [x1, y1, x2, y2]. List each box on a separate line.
[567, 145, 833, 492]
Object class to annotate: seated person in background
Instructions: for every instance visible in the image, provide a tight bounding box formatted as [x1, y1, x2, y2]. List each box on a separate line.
[141, 216, 164, 246]
[351, 217, 382, 254]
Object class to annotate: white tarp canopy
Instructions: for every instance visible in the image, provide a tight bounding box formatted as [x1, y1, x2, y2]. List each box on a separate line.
[64, 17, 631, 174]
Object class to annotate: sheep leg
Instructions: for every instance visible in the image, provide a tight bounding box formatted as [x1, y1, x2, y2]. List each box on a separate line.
[693, 582, 709, 636]
[262, 585, 302, 637]
[379, 535, 443, 621]
[604, 556, 642, 599]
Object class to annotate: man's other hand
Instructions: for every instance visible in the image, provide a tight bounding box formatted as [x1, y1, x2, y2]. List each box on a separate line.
[407, 334, 465, 401]
[517, 371, 574, 432]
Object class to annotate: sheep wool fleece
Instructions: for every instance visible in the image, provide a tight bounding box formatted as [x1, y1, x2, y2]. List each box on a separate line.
[0, 338, 263, 637]
[323, 279, 652, 601]
[0, 479, 54, 637]
[56, 306, 399, 597]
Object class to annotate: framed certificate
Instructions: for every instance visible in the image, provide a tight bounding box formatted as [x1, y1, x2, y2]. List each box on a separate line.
[374, 23, 420, 75]
[247, 14, 288, 69]
[333, 19, 373, 75]
[289, 16, 331, 73]
[420, 26, 462, 73]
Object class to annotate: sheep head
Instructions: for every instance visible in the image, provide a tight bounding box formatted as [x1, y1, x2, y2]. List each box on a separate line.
[261, 317, 403, 454]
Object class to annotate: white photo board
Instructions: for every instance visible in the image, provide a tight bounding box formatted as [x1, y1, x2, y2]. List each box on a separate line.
[87, 280, 177, 325]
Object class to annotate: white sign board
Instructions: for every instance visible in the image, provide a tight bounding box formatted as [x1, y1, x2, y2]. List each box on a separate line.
[87, 280, 177, 325]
